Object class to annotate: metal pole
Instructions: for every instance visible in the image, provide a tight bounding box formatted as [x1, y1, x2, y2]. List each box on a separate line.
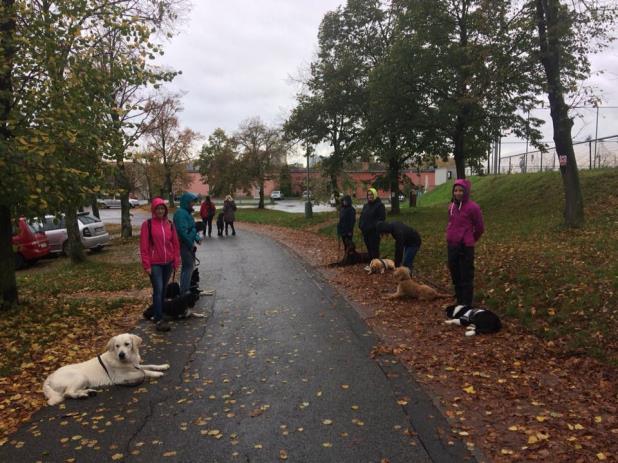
[525, 111, 529, 172]
[304, 142, 313, 219]
[594, 105, 600, 168]
[589, 140, 592, 169]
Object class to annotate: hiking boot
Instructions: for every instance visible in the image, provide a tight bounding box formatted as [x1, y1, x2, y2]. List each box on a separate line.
[156, 320, 171, 332]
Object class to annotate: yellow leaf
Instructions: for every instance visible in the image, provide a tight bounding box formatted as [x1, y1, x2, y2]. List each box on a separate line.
[254, 444, 263, 449]
[594, 416, 602, 423]
[528, 435, 539, 444]
[163, 451, 177, 457]
[597, 453, 607, 461]
[574, 424, 584, 430]
[279, 449, 288, 460]
[111, 454, 124, 461]
[397, 400, 408, 406]
[322, 419, 333, 425]
[500, 449, 513, 455]
[463, 385, 476, 394]
[508, 425, 518, 431]
[536, 415, 547, 422]
[322, 442, 333, 448]
[341, 384, 350, 390]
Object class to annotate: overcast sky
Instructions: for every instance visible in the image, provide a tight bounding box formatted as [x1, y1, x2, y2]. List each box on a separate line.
[157, 1, 618, 161]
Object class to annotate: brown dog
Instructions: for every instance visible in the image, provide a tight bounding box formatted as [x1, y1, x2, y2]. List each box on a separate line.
[384, 267, 450, 300]
[368, 258, 396, 274]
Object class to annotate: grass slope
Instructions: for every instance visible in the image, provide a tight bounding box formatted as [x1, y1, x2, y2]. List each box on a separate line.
[244, 169, 618, 364]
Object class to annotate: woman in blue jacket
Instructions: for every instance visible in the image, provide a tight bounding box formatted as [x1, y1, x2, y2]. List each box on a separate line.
[173, 192, 202, 295]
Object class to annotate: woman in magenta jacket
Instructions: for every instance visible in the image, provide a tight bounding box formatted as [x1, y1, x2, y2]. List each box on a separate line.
[446, 179, 484, 307]
[140, 197, 180, 331]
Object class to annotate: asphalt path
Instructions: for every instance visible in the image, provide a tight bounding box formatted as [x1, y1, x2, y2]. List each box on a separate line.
[0, 230, 473, 462]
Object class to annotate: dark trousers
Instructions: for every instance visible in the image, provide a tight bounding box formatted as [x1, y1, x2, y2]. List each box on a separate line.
[447, 244, 475, 306]
[402, 245, 420, 272]
[149, 263, 173, 322]
[341, 234, 354, 253]
[363, 230, 381, 260]
[203, 217, 213, 237]
[225, 221, 236, 235]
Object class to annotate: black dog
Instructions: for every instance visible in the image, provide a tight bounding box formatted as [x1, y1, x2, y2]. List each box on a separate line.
[143, 268, 201, 320]
[216, 212, 224, 237]
[328, 242, 371, 267]
[444, 304, 502, 336]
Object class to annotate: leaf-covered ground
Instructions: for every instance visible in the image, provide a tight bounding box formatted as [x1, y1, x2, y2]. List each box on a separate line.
[0, 238, 150, 443]
[239, 221, 618, 463]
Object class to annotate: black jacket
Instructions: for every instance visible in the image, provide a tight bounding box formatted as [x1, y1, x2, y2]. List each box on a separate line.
[376, 221, 421, 267]
[359, 198, 386, 234]
[337, 196, 355, 237]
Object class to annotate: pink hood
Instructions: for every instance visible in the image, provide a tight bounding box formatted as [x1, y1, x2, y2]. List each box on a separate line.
[140, 197, 180, 270]
[446, 179, 484, 246]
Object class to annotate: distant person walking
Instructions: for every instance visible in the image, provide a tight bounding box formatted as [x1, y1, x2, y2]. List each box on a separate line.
[446, 179, 484, 307]
[223, 195, 237, 236]
[359, 188, 386, 262]
[337, 195, 356, 256]
[376, 221, 422, 273]
[200, 195, 216, 238]
[173, 192, 202, 296]
[139, 197, 179, 332]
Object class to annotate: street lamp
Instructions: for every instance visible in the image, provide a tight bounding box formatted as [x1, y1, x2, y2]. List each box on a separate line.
[305, 142, 313, 219]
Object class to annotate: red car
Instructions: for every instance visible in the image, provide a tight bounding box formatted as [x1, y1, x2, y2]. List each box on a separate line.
[12, 217, 50, 269]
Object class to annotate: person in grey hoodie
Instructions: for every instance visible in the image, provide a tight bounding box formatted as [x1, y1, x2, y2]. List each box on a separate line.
[446, 179, 484, 306]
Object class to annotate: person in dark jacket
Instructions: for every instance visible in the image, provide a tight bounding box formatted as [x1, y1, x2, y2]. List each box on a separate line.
[223, 195, 237, 236]
[358, 188, 386, 261]
[199, 195, 216, 238]
[337, 195, 355, 255]
[376, 221, 422, 272]
[446, 179, 485, 306]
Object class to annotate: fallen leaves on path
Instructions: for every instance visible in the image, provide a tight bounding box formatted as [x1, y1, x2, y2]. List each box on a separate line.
[239, 221, 618, 463]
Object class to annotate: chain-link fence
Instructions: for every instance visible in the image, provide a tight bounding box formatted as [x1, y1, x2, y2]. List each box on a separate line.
[486, 134, 618, 174]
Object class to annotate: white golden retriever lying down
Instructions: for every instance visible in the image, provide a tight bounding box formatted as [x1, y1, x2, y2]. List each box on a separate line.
[43, 333, 169, 406]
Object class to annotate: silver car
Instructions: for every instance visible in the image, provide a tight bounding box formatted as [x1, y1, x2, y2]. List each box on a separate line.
[97, 197, 139, 208]
[40, 213, 111, 254]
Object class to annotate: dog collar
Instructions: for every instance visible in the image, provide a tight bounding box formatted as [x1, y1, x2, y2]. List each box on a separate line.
[379, 259, 388, 270]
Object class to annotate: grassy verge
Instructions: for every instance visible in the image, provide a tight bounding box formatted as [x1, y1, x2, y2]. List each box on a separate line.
[0, 237, 149, 378]
[242, 169, 618, 365]
[236, 208, 337, 229]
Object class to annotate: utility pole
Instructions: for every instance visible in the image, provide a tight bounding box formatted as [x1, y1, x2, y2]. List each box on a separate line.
[305, 142, 313, 219]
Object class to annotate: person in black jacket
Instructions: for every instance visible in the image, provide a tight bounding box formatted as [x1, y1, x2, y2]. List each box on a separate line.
[376, 220, 422, 272]
[358, 188, 386, 261]
[337, 195, 355, 254]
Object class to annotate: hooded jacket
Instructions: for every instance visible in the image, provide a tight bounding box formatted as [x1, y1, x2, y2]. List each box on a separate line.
[173, 192, 201, 248]
[223, 199, 237, 222]
[376, 221, 421, 267]
[200, 198, 216, 219]
[337, 195, 355, 237]
[359, 189, 386, 234]
[139, 197, 180, 271]
[446, 179, 484, 247]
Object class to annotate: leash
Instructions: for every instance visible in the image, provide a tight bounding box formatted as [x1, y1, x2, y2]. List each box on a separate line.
[97, 355, 146, 387]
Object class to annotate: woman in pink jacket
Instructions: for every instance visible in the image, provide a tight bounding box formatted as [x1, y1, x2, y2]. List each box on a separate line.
[140, 197, 180, 332]
[446, 179, 484, 307]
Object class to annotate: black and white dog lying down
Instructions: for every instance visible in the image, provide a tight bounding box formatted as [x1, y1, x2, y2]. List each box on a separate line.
[444, 304, 502, 336]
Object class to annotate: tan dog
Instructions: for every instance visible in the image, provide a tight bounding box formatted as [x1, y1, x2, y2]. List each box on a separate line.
[384, 267, 450, 300]
[43, 333, 170, 406]
[368, 258, 396, 274]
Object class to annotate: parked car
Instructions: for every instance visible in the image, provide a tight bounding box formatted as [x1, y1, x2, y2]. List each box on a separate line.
[39, 213, 110, 255]
[97, 197, 139, 208]
[12, 218, 50, 269]
[270, 190, 284, 200]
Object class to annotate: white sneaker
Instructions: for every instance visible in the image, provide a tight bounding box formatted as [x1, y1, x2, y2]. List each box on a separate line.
[363, 265, 371, 272]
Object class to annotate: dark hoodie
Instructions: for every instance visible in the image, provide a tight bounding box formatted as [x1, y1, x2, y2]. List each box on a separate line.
[446, 179, 484, 247]
[376, 221, 421, 267]
[337, 195, 355, 237]
[359, 194, 386, 234]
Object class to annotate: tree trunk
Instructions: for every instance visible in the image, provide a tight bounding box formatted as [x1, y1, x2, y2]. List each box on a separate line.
[0, 0, 18, 309]
[258, 180, 265, 209]
[91, 196, 100, 219]
[116, 159, 133, 238]
[453, 115, 467, 179]
[0, 205, 17, 309]
[388, 155, 400, 215]
[535, 0, 584, 227]
[165, 168, 174, 207]
[65, 207, 85, 263]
